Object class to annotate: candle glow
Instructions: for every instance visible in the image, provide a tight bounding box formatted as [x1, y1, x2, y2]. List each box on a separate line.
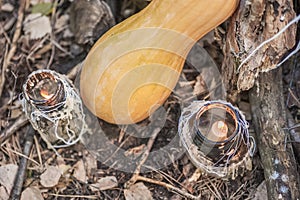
[40, 89, 53, 100]
[207, 120, 229, 142]
[216, 121, 228, 136]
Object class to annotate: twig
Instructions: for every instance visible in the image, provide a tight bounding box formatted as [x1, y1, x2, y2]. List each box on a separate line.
[33, 135, 43, 167]
[3, 146, 39, 166]
[103, 133, 131, 165]
[46, 0, 58, 69]
[145, 166, 185, 188]
[134, 175, 200, 200]
[288, 88, 300, 107]
[0, 115, 28, 144]
[0, 0, 25, 98]
[286, 110, 300, 164]
[169, 168, 202, 199]
[125, 127, 160, 187]
[10, 125, 35, 200]
[206, 177, 222, 199]
[48, 193, 98, 199]
[49, 38, 74, 58]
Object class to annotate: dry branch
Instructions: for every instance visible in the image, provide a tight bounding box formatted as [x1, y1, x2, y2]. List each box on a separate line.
[134, 175, 200, 200]
[125, 128, 160, 188]
[0, 0, 26, 98]
[10, 126, 35, 200]
[0, 115, 28, 144]
[249, 68, 300, 200]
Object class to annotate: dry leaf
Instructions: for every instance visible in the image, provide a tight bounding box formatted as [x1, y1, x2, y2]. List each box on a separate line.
[40, 166, 61, 187]
[21, 187, 44, 200]
[23, 13, 51, 40]
[0, 186, 9, 200]
[31, 2, 52, 15]
[73, 160, 87, 183]
[56, 157, 71, 175]
[0, 164, 18, 192]
[124, 182, 153, 200]
[69, 0, 115, 44]
[10, 108, 22, 119]
[1, 3, 14, 12]
[90, 176, 118, 191]
[85, 154, 97, 177]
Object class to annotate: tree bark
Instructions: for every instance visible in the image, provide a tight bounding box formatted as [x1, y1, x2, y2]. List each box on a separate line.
[249, 68, 300, 200]
[221, 0, 300, 199]
[222, 0, 296, 100]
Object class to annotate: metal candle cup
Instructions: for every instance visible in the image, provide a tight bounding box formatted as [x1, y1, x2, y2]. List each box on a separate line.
[178, 100, 255, 179]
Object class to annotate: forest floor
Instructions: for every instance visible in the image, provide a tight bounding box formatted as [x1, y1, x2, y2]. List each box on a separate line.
[0, 0, 299, 199]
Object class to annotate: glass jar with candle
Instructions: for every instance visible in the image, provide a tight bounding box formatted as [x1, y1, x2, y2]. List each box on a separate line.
[178, 100, 255, 179]
[21, 70, 88, 150]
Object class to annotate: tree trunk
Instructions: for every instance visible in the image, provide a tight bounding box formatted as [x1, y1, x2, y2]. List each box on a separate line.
[249, 68, 300, 200]
[221, 0, 300, 199]
[222, 0, 296, 100]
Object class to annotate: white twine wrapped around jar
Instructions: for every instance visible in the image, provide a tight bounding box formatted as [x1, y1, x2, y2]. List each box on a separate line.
[178, 100, 256, 179]
[20, 70, 89, 152]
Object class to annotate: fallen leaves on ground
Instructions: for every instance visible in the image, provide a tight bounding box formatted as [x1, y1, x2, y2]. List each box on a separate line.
[0, 164, 18, 195]
[21, 187, 44, 200]
[90, 176, 118, 191]
[40, 165, 62, 187]
[23, 13, 51, 40]
[124, 182, 153, 200]
[73, 159, 87, 183]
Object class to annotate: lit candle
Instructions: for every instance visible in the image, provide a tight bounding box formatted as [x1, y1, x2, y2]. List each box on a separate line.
[40, 89, 54, 100]
[31, 79, 58, 101]
[178, 100, 255, 179]
[24, 71, 65, 109]
[207, 121, 228, 142]
[21, 69, 85, 149]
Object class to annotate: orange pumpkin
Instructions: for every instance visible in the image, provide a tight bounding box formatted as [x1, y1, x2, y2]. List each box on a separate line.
[80, 0, 239, 124]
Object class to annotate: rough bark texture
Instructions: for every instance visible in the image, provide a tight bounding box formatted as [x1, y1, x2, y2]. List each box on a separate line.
[221, 0, 300, 199]
[249, 68, 300, 200]
[222, 0, 296, 99]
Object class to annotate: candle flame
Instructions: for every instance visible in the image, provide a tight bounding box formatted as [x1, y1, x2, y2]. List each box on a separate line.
[40, 89, 53, 100]
[217, 121, 228, 134]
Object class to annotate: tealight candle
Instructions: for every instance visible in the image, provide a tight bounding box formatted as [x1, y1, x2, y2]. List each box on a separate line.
[24, 71, 65, 110]
[207, 121, 228, 142]
[40, 88, 54, 100]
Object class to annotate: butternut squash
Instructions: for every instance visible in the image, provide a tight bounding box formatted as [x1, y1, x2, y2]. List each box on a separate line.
[80, 0, 239, 124]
